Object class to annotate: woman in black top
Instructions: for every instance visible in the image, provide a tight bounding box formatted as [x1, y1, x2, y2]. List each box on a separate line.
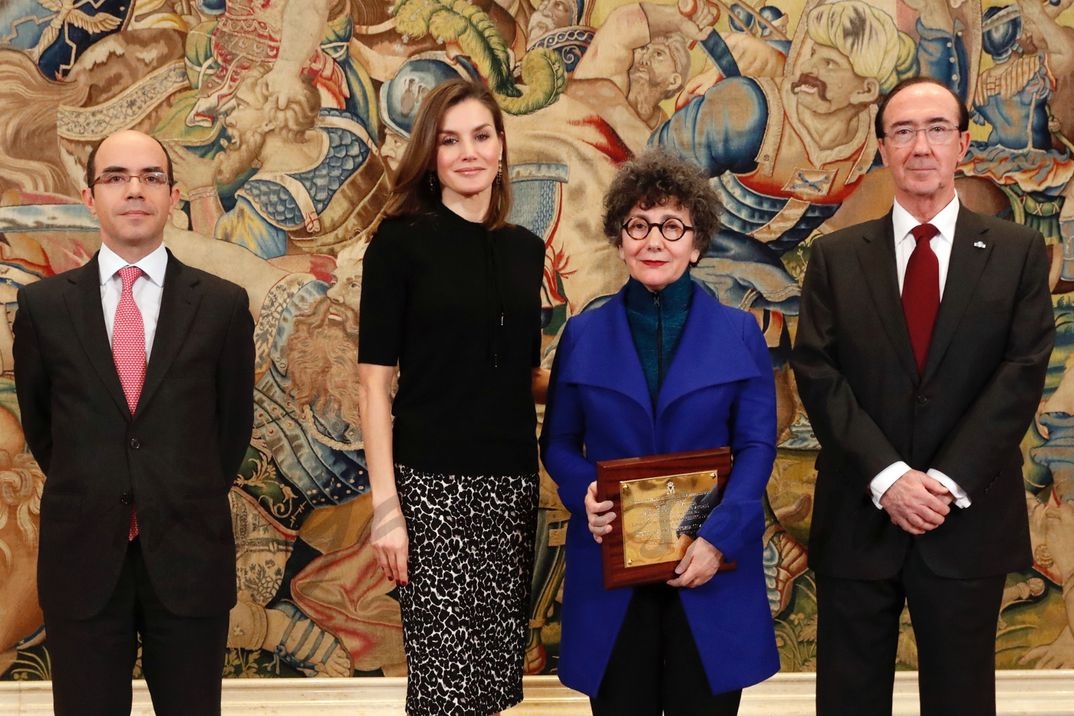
[357, 79, 545, 716]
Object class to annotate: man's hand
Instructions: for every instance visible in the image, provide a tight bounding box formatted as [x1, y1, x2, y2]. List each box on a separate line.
[584, 481, 616, 543]
[879, 469, 954, 535]
[259, 62, 308, 111]
[678, 0, 718, 30]
[166, 142, 217, 196]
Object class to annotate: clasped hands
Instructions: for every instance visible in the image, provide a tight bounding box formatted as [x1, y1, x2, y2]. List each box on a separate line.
[880, 469, 955, 535]
[584, 481, 723, 588]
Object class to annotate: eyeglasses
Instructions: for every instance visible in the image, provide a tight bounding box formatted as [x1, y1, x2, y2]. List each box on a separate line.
[91, 171, 171, 188]
[884, 124, 960, 147]
[622, 216, 694, 242]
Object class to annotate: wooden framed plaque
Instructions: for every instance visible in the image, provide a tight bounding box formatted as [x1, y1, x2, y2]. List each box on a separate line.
[596, 447, 734, 589]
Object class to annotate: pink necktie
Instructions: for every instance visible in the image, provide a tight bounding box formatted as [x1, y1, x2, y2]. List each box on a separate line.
[902, 224, 940, 374]
[113, 265, 145, 540]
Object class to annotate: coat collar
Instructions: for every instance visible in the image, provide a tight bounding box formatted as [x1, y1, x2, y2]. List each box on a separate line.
[62, 249, 203, 419]
[855, 208, 993, 382]
[561, 282, 764, 420]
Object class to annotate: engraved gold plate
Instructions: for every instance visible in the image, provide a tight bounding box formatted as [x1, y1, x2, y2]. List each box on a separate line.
[596, 446, 734, 589]
[619, 470, 718, 567]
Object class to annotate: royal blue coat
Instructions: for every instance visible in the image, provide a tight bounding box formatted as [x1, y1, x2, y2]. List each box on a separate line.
[540, 282, 780, 696]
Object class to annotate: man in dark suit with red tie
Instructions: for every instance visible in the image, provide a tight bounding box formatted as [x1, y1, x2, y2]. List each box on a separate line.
[13, 129, 255, 715]
[791, 78, 1055, 716]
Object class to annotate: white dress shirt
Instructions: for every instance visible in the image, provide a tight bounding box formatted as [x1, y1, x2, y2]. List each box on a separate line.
[868, 197, 971, 509]
[98, 243, 168, 361]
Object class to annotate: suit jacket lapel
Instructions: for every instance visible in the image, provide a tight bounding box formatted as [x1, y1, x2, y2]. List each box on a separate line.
[64, 255, 130, 416]
[922, 209, 992, 379]
[139, 251, 202, 416]
[854, 216, 920, 380]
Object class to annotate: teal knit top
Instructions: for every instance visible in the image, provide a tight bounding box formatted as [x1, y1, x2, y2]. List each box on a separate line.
[624, 271, 694, 403]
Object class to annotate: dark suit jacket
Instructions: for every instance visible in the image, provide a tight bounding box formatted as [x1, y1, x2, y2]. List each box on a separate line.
[13, 250, 255, 619]
[790, 208, 1054, 580]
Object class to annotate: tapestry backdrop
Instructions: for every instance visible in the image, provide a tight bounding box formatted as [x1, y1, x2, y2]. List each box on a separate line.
[1, 0, 1074, 682]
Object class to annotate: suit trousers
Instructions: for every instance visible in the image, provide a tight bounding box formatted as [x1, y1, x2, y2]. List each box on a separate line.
[590, 583, 743, 716]
[815, 542, 1005, 716]
[44, 538, 229, 716]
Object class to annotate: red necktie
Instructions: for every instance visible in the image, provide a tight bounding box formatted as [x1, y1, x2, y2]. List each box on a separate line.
[902, 224, 940, 374]
[113, 265, 145, 540]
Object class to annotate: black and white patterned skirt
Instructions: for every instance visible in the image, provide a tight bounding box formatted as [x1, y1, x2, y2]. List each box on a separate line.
[395, 464, 539, 716]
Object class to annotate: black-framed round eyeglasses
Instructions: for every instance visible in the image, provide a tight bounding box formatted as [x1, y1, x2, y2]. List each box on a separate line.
[621, 216, 694, 242]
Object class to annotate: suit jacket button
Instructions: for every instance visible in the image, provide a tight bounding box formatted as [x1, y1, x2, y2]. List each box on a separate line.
[129, 437, 141, 449]
[915, 394, 929, 406]
[120, 492, 133, 505]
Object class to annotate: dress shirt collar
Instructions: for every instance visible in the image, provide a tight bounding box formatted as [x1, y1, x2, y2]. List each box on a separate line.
[98, 243, 168, 287]
[892, 195, 960, 249]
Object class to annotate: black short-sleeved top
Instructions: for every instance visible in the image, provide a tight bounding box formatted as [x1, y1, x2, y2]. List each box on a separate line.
[358, 204, 545, 475]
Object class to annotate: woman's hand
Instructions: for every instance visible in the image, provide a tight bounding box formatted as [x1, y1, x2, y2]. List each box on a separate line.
[667, 536, 723, 588]
[359, 363, 407, 585]
[371, 493, 409, 586]
[584, 481, 616, 543]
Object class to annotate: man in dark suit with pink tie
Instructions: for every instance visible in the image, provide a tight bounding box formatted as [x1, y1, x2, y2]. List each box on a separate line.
[791, 78, 1055, 716]
[13, 129, 254, 715]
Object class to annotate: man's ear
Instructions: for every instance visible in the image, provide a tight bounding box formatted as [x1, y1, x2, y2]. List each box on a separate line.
[852, 78, 880, 106]
[82, 186, 96, 216]
[664, 73, 684, 98]
[956, 129, 971, 161]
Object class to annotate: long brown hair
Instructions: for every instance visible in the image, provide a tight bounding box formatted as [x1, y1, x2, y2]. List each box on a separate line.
[384, 78, 513, 228]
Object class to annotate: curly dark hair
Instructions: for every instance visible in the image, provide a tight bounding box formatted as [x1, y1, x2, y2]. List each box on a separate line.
[602, 149, 720, 258]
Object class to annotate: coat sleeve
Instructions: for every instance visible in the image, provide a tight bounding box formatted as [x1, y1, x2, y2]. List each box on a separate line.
[930, 231, 1054, 497]
[697, 312, 776, 559]
[12, 288, 52, 474]
[539, 320, 596, 518]
[216, 285, 255, 482]
[790, 240, 904, 488]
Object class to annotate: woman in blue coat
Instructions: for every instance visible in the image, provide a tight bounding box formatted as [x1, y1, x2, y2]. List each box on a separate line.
[540, 149, 779, 715]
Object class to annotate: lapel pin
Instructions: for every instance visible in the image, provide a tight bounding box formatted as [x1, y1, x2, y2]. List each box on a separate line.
[973, 241, 986, 249]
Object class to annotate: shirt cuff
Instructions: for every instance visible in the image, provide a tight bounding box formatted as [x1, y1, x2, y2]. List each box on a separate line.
[869, 462, 911, 509]
[926, 468, 971, 508]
